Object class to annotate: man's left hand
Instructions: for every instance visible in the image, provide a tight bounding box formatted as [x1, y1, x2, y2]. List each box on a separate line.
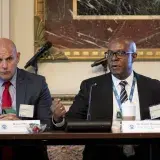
[0, 113, 20, 120]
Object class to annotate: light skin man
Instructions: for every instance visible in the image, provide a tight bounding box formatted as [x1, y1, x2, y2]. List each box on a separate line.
[0, 38, 20, 120]
[0, 38, 52, 160]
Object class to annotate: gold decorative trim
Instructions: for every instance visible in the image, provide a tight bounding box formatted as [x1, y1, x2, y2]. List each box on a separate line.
[73, 15, 160, 20]
[72, 0, 77, 19]
[59, 48, 160, 61]
[52, 94, 75, 106]
[73, 0, 160, 20]
[34, 0, 45, 21]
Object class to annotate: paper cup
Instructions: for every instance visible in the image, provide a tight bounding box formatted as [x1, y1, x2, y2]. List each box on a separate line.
[122, 100, 136, 121]
[111, 120, 121, 133]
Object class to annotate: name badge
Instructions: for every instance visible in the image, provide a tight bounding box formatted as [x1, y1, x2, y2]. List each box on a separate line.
[149, 104, 160, 119]
[116, 111, 122, 119]
[0, 120, 40, 134]
[122, 120, 160, 133]
[19, 104, 34, 118]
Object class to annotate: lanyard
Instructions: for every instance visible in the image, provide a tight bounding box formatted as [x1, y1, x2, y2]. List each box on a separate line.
[113, 76, 136, 114]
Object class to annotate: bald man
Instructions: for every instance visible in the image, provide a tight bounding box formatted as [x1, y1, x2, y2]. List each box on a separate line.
[0, 38, 52, 160]
[52, 38, 160, 160]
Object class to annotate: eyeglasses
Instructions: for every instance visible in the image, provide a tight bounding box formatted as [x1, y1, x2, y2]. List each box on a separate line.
[106, 50, 134, 58]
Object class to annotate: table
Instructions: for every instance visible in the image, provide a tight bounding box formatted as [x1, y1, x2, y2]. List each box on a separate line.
[0, 131, 160, 145]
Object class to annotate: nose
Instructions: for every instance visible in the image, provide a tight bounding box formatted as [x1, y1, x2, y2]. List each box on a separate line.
[111, 53, 118, 61]
[2, 60, 8, 69]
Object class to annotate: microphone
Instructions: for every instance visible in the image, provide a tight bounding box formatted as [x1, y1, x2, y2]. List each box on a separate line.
[87, 83, 97, 120]
[24, 41, 52, 69]
[91, 57, 107, 67]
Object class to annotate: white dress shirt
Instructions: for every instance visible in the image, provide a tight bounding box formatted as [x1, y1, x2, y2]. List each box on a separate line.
[111, 71, 141, 131]
[0, 69, 17, 114]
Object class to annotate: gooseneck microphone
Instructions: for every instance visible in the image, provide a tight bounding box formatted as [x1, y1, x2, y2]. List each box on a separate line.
[24, 41, 52, 69]
[91, 57, 107, 67]
[87, 83, 97, 120]
[65, 82, 111, 132]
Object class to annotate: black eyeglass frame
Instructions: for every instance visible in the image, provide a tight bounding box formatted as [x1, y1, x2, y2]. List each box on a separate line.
[105, 50, 135, 58]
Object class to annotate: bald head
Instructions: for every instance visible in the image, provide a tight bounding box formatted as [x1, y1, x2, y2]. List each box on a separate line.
[108, 38, 136, 53]
[107, 38, 137, 80]
[0, 38, 20, 81]
[0, 38, 17, 54]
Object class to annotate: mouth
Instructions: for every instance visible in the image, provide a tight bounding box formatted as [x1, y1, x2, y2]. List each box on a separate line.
[111, 64, 120, 69]
[0, 72, 10, 75]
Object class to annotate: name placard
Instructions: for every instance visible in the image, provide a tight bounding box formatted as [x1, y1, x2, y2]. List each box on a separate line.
[0, 120, 40, 134]
[121, 120, 160, 133]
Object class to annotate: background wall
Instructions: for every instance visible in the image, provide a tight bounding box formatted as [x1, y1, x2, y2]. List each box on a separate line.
[10, 0, 160, 95]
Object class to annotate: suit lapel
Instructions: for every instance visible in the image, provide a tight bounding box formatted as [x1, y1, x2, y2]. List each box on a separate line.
[16, 69, 27, 116]
[101, 73, 113, 120]
[89, 72, 151, 121]
[135, 73, 150, 120]
[91, 73, 113, 121]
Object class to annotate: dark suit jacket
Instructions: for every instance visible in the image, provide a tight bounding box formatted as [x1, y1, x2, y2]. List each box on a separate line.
[66, 72, 160, 160]
[1, 68, 52, 160]
[16, 68, 52, 124]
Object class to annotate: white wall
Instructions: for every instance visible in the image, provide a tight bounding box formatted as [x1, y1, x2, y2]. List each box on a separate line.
[0, 0, 10, 38]
[10, 0, 34, 69]
[10, 0, 160, 94]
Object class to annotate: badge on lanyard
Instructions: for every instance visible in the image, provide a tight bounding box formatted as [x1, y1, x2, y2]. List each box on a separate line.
[116, 111, 122, 119]
[113, 76, 136, 120]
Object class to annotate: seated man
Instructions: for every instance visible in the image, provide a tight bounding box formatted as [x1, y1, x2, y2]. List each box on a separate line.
[0, 38, 52, 160]
[51, 38, 160, 160]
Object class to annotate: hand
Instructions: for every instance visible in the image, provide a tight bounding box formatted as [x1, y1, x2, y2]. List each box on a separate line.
[51, 98, 66, 122]
[0, 113, 20, 120]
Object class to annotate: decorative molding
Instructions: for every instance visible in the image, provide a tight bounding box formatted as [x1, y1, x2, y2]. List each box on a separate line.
[0, 0, 10, 38]
[73, 0, 160, 20]
[52, 94, 75, 106]
[53, 48, 160, 61]
[34, 0, 45, 21]
[40, 48, 160, 61]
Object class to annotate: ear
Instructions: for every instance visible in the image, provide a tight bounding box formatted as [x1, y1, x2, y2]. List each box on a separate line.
[132, 53, 137, 63]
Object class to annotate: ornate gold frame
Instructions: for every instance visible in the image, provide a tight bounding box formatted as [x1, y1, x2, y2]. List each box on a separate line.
[72, 0, 160, 20]
[52, 94, 75, 106]
[34, 0, 160, 61]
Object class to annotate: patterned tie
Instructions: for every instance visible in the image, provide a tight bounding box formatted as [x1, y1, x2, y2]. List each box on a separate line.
[119, 81, 135, 157]
[119, 81, 128, 104]
[1, 81, 13, 160]
[2, 81, 12, 109]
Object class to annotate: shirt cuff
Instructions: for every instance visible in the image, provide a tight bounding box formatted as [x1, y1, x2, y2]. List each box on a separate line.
[52, 115, 65, 127]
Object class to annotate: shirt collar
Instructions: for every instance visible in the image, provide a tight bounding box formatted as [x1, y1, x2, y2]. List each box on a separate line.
[0, 69, 17, 88]
[112, 71, 134, 87]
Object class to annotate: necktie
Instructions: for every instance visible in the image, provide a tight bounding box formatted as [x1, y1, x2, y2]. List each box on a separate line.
[119, 81, 128, 104]
[2, 81, 12, 109]
[119, 81, 135, 157]
[1, 81, 13, 160]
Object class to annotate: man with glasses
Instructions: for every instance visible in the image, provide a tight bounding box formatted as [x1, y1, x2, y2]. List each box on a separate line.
[52, 38, 160, 160]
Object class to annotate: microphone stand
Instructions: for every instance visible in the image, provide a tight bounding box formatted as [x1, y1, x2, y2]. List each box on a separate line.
[91, 52, 108, 74]
[102, 61, 108, 74]
[87, 83, 97, 120]
[31, 60, 38, 75]
[24, 41, 52, 74]
[103, 52, 108, 74]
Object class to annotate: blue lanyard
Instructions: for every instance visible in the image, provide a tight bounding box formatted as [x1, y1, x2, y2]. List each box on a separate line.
[112, 77, 136, 113]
